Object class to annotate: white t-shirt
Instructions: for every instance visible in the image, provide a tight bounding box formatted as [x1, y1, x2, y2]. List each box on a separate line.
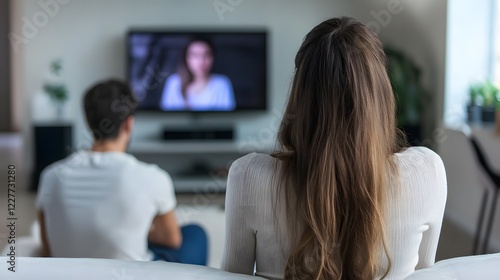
[36, 151, 177, 261]
[160, 73, 236, 111]
[222, 147, 447, 279]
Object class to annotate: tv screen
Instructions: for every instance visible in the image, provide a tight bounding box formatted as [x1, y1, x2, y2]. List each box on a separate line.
[127, 30, 267, 112]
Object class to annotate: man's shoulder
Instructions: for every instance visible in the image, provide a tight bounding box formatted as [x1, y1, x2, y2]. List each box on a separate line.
[43, 151, 169, 180]
[125, 156, 171, 181]
[40, 152, 83, 180]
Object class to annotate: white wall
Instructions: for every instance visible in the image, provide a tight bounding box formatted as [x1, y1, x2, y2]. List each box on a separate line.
[10, 0, 352, 174]
[350, 0, 448, 146]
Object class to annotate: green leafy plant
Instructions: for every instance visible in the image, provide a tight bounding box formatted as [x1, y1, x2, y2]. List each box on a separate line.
[385, 48, 428, 127]
[469, 81, 498, 107]
[43, 59, 68, 103]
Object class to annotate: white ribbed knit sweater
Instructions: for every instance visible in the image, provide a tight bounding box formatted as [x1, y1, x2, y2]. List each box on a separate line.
[222, 147, 447, 279]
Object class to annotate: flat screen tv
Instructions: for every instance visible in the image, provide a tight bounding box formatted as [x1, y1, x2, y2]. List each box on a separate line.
[127, 30, 267, 112]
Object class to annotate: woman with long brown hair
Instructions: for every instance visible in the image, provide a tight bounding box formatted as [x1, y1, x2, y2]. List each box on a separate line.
[222, 17, 447, 279]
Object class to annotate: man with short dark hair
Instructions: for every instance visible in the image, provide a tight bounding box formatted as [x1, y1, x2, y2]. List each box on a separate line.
[36, 79, 207, 265]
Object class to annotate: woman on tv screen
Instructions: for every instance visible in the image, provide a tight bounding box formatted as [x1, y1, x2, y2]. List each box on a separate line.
[160, 37, 236, 111]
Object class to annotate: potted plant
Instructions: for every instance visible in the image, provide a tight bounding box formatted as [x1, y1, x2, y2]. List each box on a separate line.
[385, 48, 429, 146]
[43, 59, 69, 118]
[468, 81, 499, 123]
[496, 99, 500, 135]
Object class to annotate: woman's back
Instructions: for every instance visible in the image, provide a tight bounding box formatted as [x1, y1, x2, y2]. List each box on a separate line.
[222, 16, 447, 280]
[222, 147, 447, 279]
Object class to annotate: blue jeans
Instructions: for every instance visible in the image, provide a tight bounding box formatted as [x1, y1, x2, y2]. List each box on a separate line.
[148, 224, 208, 266]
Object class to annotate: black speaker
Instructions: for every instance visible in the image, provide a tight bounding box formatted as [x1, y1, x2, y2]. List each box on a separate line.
[32, 125, 73, 191]
[162, 127, 234, 141]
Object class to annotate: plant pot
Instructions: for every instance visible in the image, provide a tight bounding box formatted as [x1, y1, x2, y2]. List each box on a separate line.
[496, 110, 500, 135]
[481, 106, 496, 123]
[467, 105, 482, 123]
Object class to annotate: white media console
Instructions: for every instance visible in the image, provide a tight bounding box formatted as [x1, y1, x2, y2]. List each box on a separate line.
[128, 140, 274, 193]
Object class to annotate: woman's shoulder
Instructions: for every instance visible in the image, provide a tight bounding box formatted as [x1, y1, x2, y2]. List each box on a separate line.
[394, 146, 444, 169]
[170, 73, 180, 80]
[228, 153, 278, 191]
[230, 152, 277, 175]
[210, 74, 231, 85]
[393, 146, 447, 194]
[165, 73, 181, 84]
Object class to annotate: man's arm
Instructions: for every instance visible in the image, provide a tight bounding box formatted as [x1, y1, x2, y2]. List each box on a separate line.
[148, 211, 182, 249]
[38, 211, 51, 257]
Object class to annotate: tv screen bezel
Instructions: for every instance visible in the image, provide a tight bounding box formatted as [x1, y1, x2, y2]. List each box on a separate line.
[126, 29, 269, 113]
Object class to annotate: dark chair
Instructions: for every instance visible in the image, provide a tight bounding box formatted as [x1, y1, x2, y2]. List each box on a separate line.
[470, 137, 500, 254]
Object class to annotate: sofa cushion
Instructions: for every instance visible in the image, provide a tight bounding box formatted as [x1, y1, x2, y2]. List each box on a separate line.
[0, 257, 265, 280]
[405, 253, 500, 280]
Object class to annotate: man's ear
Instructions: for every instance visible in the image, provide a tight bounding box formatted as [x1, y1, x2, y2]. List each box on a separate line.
[123, 116, 135, 134]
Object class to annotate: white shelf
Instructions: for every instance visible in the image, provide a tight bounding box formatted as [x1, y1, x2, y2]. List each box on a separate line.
[129, 140, 274, 154]
[128, 140, 274, 193]
[172, 177, 227, 193]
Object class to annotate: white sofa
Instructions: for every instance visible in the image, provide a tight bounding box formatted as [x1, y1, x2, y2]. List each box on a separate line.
[406, 253, 500, 280]
[2, 224, 500, 279]
[0, 223, 264, 279]
[1, 254, 499, 279]
[0, 257, 264, 280]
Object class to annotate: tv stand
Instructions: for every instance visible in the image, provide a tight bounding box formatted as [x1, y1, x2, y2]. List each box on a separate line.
[162, 127, 234, 141]
[128, 140, 273, 193]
